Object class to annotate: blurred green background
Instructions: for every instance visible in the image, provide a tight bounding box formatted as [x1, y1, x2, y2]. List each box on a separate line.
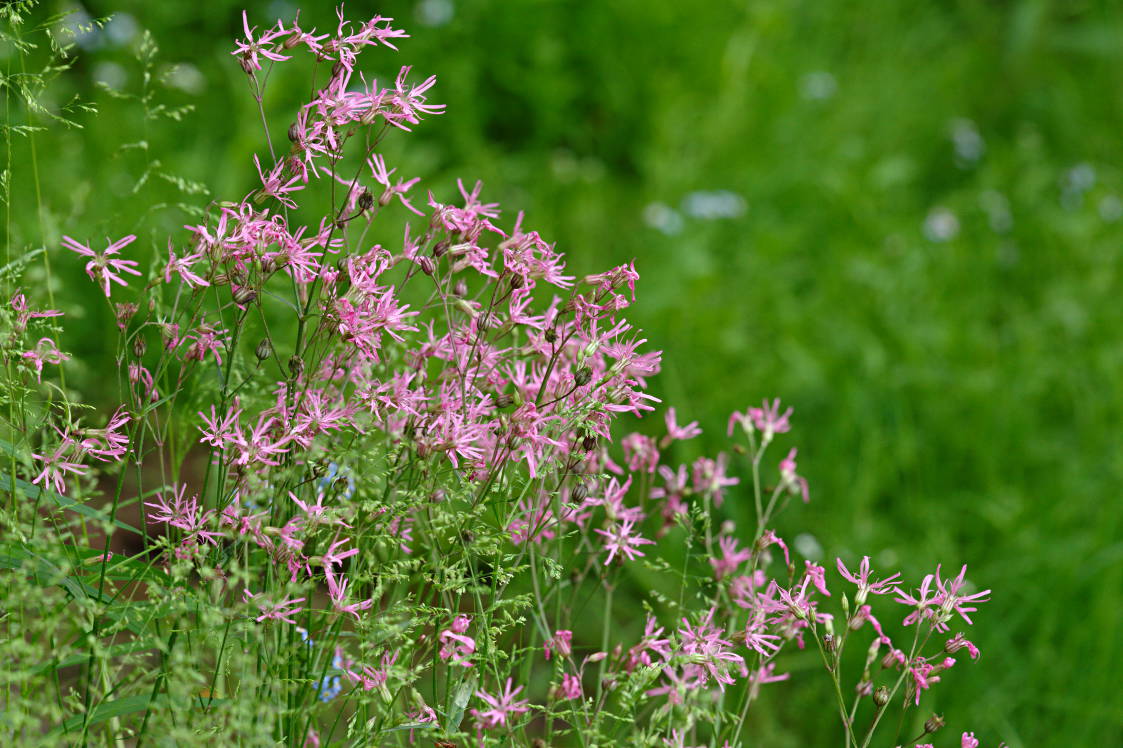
[6, 0, 1123, 744]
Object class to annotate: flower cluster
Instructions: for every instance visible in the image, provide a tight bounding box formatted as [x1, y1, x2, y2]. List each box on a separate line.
[1, 6, 998, 747]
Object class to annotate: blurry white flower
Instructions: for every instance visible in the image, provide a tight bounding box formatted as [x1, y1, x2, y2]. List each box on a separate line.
[644, 202, 684, 235]
[800, 71, 837, 101]
[923, 207, 959, 242]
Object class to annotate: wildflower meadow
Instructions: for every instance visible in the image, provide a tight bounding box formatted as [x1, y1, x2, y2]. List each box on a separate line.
[3, 2, 1121, 746]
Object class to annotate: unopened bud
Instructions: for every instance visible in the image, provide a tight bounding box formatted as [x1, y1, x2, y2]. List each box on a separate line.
[115, 302, 138, 328]
[571, 483, 589, 502]
[288, 356, 304, 378]
[255, 338, 273, 361]
[574, 367, 593, 387]
[429, 489, 446, 504]
[823, 633, 836, 655]
[358, 188, 375, 213]
[417, 256, 435, 275]
[544, 327, 559, 344]
[509, 273, 525, 290]
[923, 714, 945, 735]
[132, 336, 147, 358]
[233, 287, 258, 305]
[453, 279, 468, 297]
[581, 434, 598, 452]
[494, 392, 516, 409]
[433, 239, 450, 258]
[213, 272, 231, 286]
[873, 686, 891, 707]
[287, 122, 300, 143]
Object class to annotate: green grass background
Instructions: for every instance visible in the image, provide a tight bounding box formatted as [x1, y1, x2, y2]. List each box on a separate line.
[5, 0, 1123, 744]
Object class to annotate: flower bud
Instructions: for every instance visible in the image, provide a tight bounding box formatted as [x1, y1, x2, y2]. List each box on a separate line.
[494, 392, 516, 409]
[288, 356, 304, 378]
[115, 302, 138, 328]
[233, 287, 258, 305]
[432, 239, 450, 258]
[287, 122, 301, 143]
[429, 489, 446, 504]
[417, 256, 436, 276]
[544, 327, 559, 344]
[923, 714, 945, 735]
[571, 483, 589, 502]
[873, 686, 891, 707]
[574, 367, 593, 387]
[358, 188, 375, 213]
[453, 279, 468, 297]
[255, 338, 273, 362]
[581, 434, 598, 452]
[132, 336, 148, 358]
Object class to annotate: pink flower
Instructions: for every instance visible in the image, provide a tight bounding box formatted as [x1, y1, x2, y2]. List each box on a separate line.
[836, 555, 901, 604]
[343, 650, 398, 691]
[327, 574, 373, 620]
[751, 398, 792, 439]
[743, 611, 782, 656]
[662, 407, 702, 443]
[627, 616, 673, 670]
[691, 453, 739, 507]
[21, 337, 68, 382]
[945, 632, 981, 660]
[61, 235, 142, 297]
[677, 609, 745, 691]
[804, 560, 831, 597]
[544, 629, 573, 661]
[144, 484, 222, 546]
[620, 433, 659, 474]
[253, 154, 304, 208]
[558, 673, 582, 700]
[595, 519, 655, 565]
[779, 448, 809, 503]
[244, 589, 305, 624]
[198, 403, 242, 449]
[709, 536, 752, 580]
[471, 678, 530, 729]
[78, 405, 130, 461]
[757, 529, 791, 567]
[10, 291, 62, 334]
[164, 242, 210, 288]
[232, 10, 291, 73]
[748, 662, 790, 685]
[439, 616, 476, 667]
[935, 564, 991, 629]
[367, 154, 423, 215]
[962, 732, 980, 748]
[30, 438, 88, 495]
